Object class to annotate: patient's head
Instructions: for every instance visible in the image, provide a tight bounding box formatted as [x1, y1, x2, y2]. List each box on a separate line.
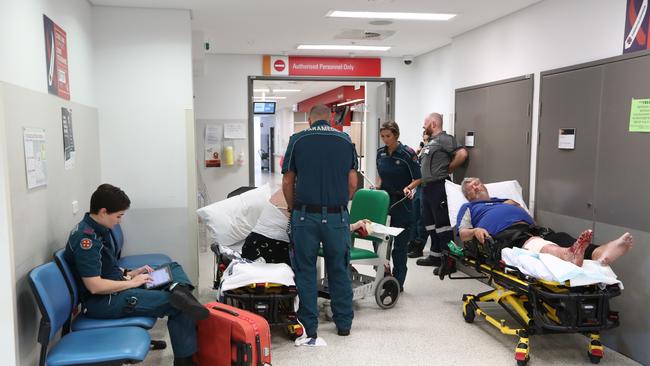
[461, 177, 490, 201]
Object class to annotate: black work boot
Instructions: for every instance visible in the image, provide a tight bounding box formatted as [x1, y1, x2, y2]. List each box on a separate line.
[169, 284, 209, 321]
[416, 255, 441, 267]
[174, 356, 197, 366]
[407, 239, 425, 258]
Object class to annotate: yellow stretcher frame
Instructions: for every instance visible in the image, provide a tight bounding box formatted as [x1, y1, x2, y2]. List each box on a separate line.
[444, 254, 618, 366]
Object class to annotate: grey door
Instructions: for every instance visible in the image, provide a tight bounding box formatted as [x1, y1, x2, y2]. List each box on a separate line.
[594, 55, 650, 231]
[536, 66, 603, 223]
[454, 76, 533, 202]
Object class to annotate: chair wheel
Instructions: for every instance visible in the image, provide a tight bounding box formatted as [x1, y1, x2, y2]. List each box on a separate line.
[375, 276, 400, 309]
[463, 304, 475, 323]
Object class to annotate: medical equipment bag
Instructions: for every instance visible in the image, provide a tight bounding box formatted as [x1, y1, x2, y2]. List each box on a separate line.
[195, 302, 271, 366]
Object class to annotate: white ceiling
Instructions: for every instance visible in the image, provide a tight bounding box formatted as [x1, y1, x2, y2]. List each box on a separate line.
[89, 0, 541, 57]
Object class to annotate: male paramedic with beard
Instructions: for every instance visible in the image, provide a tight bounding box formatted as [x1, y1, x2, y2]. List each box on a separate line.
[282, 104, 358, 344]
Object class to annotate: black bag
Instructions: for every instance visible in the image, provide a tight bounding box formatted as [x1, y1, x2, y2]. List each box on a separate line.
[241, 232, 291, 266]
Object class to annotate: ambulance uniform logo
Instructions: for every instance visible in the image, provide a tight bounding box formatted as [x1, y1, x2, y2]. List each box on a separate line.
[80, 238, 92, 250]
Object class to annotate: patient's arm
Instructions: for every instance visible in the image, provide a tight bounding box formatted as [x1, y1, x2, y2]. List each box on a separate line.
[82, 274, 151, 295]
[459, 227, 490, 244]
[282, 171, 296, 211]
[503, 199, 520, 207]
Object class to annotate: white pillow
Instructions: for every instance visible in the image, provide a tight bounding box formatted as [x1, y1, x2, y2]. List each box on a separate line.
[445, 180, 529, 228]
[196, 184, 272, 246]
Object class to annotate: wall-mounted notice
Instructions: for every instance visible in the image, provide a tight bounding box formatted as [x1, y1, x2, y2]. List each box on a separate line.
[465, 131, 475, 147]
[205, 125, 222, 167]
[623, 0, 649, 53]
[558, 128, 576, 149]
[224, 123, 246, 139]
[43, 15, 70, 100]
[629, 98, 650, 132]
[62, 107, 75, 169]
[23, 128, 48, 189]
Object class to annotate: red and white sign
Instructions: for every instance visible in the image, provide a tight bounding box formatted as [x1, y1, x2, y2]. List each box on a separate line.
[266, 55, 289, 76]
[43, 15, 70, 100]
[263, 56, 381, 77]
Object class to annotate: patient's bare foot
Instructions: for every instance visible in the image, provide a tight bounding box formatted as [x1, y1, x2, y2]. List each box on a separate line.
[593, 232, 633, 265]
[566, 230, 593, 267]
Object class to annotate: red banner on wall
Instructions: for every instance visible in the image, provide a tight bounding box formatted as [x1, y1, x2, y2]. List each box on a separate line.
[263, 56, 381, 77]
[44, 15, 70, 100]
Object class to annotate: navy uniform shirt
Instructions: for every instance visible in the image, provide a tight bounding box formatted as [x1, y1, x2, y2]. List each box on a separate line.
[63, 213, 124, 301]
[420, 131, 462, 183]
[376, 142, 421, 195]
[282, 120, 358, 206]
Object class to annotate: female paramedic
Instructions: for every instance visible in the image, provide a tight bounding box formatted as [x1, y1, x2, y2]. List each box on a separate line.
[375, 121, 422, 290]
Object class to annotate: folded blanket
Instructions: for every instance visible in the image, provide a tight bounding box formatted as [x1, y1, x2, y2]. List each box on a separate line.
[217, 258, 296, 299]
[501, 247, 623, 288]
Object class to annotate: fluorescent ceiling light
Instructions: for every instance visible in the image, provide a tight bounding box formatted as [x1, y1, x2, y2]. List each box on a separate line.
[254, 88, 302, 93]
[297, 45, 391, 51]
[327, 10, 456, 21]
[337, 98, 364, 106]
[254, 96, 286, 100]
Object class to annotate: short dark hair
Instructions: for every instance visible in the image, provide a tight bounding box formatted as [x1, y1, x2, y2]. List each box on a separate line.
[309, 104, 331, 121]
[90, 184, 131, 214]
[380, 120, 400, 138]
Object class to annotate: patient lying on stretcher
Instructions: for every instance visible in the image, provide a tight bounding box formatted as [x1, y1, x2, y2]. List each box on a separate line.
[241, 189, 368, 264]
[457, 178, 633, 267]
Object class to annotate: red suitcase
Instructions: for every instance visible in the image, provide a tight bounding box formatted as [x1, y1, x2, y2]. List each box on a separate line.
[195, 301, 272, 366]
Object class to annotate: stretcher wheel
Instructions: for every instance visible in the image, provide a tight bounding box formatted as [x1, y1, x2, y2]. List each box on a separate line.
[516, 358, 529, 366]
[463, 304, 475, 323]
[375, 276, 400, 309]
[588, 352, 601, 364]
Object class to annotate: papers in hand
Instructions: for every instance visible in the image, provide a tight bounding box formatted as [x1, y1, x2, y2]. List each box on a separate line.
[368, 222, 404, 237]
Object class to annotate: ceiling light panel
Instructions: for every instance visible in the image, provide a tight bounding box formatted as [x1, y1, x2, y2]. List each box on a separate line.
[297, 44, 391, 51]
[327, 10, 456, 21]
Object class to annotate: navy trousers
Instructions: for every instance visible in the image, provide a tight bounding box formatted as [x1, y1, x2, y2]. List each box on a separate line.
[421, 181, 453, 262]
[83, 262, 197, 358]
[290, 207, 353, 337]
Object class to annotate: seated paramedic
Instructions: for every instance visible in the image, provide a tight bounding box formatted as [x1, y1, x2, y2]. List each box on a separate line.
[63, 184, 207, 366]
[241, 189, 368, 265]
[458, 177, 633, 266]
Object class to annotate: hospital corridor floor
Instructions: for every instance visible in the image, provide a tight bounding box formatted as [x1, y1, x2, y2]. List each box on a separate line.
[140, 254, 641, 366]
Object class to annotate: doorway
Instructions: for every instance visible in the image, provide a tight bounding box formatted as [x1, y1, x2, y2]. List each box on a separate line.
[248, 76, 396, 189]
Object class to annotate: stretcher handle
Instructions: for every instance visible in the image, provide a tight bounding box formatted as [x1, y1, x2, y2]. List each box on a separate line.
[212, 306, 239, 317]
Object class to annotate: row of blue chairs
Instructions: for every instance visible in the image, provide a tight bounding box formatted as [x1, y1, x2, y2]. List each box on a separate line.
[28, 226, 172, 366]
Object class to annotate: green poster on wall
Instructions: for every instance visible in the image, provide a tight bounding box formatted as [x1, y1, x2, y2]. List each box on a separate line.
[629, 98, 650, 132]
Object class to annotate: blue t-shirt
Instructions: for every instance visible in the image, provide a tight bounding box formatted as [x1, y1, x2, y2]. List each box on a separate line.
[456, 198, 533, 236]
[282, 120, 358, 206]
[376, 142, 421, 195]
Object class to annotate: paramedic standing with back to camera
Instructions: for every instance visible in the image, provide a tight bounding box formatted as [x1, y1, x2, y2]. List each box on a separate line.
[282, 104, 358, 342]
[416, 113, 468, 275]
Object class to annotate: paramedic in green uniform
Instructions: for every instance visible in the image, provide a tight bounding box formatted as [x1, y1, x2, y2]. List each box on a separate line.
[282, 104, 358, 340]
[375, 121, 421, 290]
[63, 184, 207, 366]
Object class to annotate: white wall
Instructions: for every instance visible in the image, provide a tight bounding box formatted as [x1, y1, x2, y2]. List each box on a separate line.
[0, 85, 18, 366]
[0, 0, 94, 106]
[92, 7, 198, 280]
[414, 0, 626, 211]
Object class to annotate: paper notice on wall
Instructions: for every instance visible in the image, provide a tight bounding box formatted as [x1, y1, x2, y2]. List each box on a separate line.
[558, 128, 576, 149]
[62, 107, 75, 169]
[23, 128, 47, 189]
[224, 123, 246, 139]
[205, 125, 222, 167]
[629, 98, 650, 132]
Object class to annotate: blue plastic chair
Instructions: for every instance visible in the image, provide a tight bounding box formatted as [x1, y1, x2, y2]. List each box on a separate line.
[53, 249, 157, 332]
[113, 224, 172, 269]
[28, 262, 150, 366]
